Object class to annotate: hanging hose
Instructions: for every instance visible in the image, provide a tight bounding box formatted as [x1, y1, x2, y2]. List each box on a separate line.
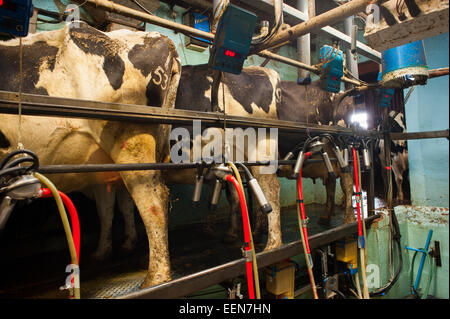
[40, 188, 80, 263]
[351, 146, 369, 299]
[227, 162, 261, 299]
[225, 173, 255, 299]
[409, 249, 434, 299]
[34, 172, 80, 299]
[1, 150, 80, 298]
[356, 150, 368, 262]
[296, 151, 319, 299]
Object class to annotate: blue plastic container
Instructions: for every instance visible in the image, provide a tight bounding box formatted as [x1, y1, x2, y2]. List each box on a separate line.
[381, 40, 428, 88]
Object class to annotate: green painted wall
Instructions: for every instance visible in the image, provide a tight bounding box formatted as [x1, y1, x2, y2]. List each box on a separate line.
[365, 33, 449, 300]
[404, 33, 449, 207]
[366, 206, 449, 299]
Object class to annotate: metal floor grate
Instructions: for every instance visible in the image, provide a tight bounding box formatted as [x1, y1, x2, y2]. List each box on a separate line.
[83, 272, 146, 299]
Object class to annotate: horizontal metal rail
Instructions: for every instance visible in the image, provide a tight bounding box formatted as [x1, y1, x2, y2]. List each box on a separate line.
[2, 92, 446, 144]
[116, 213, 381, 299]
[0, 90, 378, 137]
[390, 130, 449, 141]
[36, 159, 343, 174]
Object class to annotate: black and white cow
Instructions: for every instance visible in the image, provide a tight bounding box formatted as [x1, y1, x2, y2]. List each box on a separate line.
[277, 80, 357, 225]
[376, 110, 409, 203]
[173, 64, 358, 251]
[0, 21, 181, 288]
[171, 64, 283, 250]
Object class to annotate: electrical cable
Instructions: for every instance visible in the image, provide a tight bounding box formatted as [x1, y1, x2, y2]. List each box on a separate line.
[256, 0, 283, 45]
[409, 248, 433, 299]
[369, 208, 403, 297]
[332, 289, 347, 299]
[130, 0, 154, 15]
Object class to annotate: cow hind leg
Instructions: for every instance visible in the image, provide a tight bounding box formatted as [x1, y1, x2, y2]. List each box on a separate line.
[250, 168, 282, 251]
[340, 172, 356, 224]
[122, 171, 171, 288]
[318, 176, 336, 225]
[223, 182, 240, 243]
[117, 186, 137, 253]
[92, 184, 116, 261]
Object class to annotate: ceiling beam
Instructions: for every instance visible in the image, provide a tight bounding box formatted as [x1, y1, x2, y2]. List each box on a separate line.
[239, 0, 381, 63]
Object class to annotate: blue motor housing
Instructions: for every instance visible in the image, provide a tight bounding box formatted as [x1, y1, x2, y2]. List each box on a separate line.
[319, 45, 344, 93]
[377, 73, 395, 108]
[0, 0, 33, 37]
[381, 40, 429, 88]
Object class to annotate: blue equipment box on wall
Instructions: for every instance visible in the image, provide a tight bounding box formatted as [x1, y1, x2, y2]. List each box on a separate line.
[319, 45, 344, 93]
[183, 11, 211, 52]
[377, 72, 395, 107]
[0, 0, 33, 37]
[208, 4, 257, 75]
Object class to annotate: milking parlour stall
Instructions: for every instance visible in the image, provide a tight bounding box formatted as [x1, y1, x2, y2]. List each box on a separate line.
[0, 0, 448, 313]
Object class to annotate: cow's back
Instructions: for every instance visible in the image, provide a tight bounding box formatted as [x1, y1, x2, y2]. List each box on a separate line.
[0, 22, 181, 192]
[175, 64, 281, 118]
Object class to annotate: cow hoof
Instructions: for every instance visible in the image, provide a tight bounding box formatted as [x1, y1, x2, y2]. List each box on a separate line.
[317, 216, 331, 226]
[140, 271, 171, 289]
[264, 240, 282, 251]
[91, 249, 112, 262]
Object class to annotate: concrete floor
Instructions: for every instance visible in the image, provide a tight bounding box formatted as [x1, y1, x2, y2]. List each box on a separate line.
[0, 203, 351, 299]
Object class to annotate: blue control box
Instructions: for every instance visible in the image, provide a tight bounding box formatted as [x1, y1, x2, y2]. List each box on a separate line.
[208, 4, 257, 75]
[377, 72, 395, 107]
[0, 0, 33, 37]
[319, 45, 344, 93]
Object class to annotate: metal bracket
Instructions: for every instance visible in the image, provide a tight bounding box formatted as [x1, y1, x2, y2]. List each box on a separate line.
[241, 247, 253, 262]
[429, 241, 441, 267]
[227, 282, 243, 299]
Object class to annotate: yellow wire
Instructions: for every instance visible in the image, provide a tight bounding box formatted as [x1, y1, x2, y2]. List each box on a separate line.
[34, 172, 80, 299]
[227, 162, 261, 299]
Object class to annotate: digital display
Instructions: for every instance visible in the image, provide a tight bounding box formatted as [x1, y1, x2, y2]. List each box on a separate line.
[224, 49, 235, 57]
[0, 0, 18, 11]
[224, 49, 242, 59]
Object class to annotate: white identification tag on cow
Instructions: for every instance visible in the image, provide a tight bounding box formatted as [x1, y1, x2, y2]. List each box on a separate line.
[352, 190, 368, 220]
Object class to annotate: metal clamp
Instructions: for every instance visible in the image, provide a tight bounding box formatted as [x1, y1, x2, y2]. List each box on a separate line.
[302, 217, 310, 225]
[241, 247, 253, 262]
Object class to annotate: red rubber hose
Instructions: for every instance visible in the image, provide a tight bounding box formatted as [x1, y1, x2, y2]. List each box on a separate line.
[352, 147, 363, 238]
[225, 174, 255, 300]
[41, 188, 80, 263]
[296, 151, 319, 299]
[297, 151, 312, 255]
